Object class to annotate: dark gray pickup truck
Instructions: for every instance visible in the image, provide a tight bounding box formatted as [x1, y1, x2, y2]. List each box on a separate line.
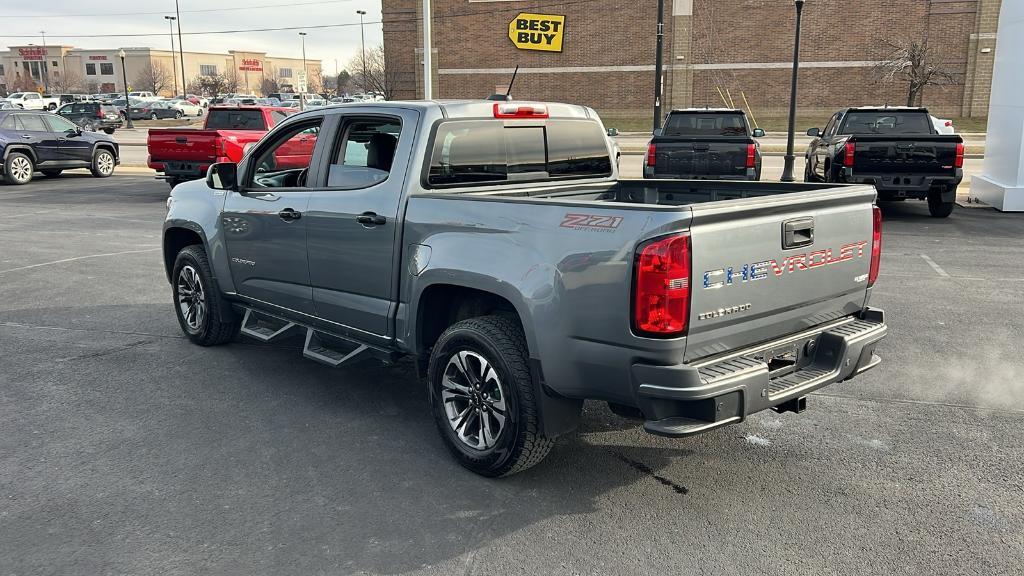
[644, 109, 764, 180]
[163, 100, 888, 477]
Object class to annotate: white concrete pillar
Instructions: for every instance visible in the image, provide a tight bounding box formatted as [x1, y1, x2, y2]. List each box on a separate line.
[971, 1, 1024, 211]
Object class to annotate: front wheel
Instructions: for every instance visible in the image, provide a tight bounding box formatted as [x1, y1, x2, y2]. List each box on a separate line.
[174, 111, 183, 119]
[928, 188, 956, 218]
[90, 148, 116, 178]
[428, 316, 553, 477]
[172, 246, 240, 346]
[150, 113, 158, 120]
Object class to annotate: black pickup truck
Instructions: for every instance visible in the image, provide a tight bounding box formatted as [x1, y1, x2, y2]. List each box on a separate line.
[644, 109, 764, 180]
[804, 107, 964, 218]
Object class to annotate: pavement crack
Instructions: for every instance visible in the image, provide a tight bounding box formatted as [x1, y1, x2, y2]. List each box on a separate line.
[56, 339, 156, 362]
[609, 451, 688, 495]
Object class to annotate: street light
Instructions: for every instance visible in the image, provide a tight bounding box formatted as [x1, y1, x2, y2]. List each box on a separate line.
[780, 0, 806, 182]
[174, 0, 187, 101]
[39, 30, 49, 93]
[652, 0, 664, 132]
[118, 49, 134, 128]
[299, 32, 307, 111]
[356, 10, 367, 95]
[164, 16, 179, 97]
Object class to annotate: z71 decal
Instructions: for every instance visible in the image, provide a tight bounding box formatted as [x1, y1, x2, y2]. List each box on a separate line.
[560, 213, 624, 232]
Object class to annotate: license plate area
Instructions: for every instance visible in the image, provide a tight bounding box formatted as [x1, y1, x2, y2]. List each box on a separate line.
[165, 161, 200, 175]
[752, 340, 813, 379]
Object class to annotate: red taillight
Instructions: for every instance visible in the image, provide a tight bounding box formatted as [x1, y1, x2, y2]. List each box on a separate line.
[95, 109, 104, 118]
[954, 142, 965, 168]
[634, 234, 691, 336]
[868, 206, 882, 287]
[646, 143, 656, 167]
[745, 144, 756, 168]
[492, 102, 548, 118]
[843, 141, 856, 167]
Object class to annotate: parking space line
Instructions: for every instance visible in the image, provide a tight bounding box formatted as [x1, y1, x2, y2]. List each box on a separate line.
[919, 254, 950, 277]
[0, 247, 159, 275]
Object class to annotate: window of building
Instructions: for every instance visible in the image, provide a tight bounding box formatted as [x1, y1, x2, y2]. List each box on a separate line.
[0, 64, 5, 76]
[52, 61, 59, 68]
[200, 64, 218, 76]
[279, 68, 292, 78]
[100, 63, 114, 75]
[86, 63, 96, 75]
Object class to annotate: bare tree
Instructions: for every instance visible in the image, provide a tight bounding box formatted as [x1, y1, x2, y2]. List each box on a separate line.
[260, 76, 279, 97]
[134, 61, 172, 95]
[11, 74, 39, 92]
[347, 45, 395, 99]
[874, 37, 961, 107]
[187, 71, 241, 97]
[51, 69, 85, 93]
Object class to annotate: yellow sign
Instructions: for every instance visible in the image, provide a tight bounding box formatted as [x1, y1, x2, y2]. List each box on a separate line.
[508, 13, 565, 52]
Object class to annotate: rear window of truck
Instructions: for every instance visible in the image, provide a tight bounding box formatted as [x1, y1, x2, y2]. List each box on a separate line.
[839, 111, 933, 135]
[663, 113, 747, 136]
[205, 109, 268, 130]
[427, 119, 612, 187]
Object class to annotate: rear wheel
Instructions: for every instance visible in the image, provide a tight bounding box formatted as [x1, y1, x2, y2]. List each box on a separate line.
[428, 315, 553, 477]
[928, 187, 956, 218]
[102, 128, 115, 135]
[150, 112, 158, 120]
[174, 110, 183, 119]
[172, 245, 240, 346]
[47, 103, 57, 111]
[82, 121, 95, 132]
[3, 152, 34, 185]
[90, 148, 116, 178]
[41, 169, 63, 178]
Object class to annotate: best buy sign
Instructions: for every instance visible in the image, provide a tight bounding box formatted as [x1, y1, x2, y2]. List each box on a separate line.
[508, 13, 565, 52]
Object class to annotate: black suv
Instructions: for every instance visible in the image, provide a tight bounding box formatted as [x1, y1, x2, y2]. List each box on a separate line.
[56, 101, 124, 134]
[0, 110, 119, 185]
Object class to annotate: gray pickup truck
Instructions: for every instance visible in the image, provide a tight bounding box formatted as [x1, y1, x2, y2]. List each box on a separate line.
[163, 100, 888, 477]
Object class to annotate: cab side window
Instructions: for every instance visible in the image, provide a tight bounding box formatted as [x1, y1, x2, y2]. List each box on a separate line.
[246, 119, 322, 190]
[326, 117, 402, 189]
[824, 114, 841, 137]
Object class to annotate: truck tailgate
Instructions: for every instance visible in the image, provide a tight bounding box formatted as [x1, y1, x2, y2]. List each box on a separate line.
[684, 186, 876, 361]
[851, 135, 961, 175]
[654, 138, 751, 178]
[148, 129, 219, 162]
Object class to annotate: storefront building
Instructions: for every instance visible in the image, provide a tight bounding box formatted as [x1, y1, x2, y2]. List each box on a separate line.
[0, 45, 323, 97]
[382, 0, 1001, 123]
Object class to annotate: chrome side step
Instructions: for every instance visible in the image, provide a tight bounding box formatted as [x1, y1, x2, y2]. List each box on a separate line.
[239, 308, 298, 342]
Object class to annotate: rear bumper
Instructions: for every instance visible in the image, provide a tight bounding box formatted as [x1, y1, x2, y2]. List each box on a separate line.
[148, 157, 220, 179]
[841, 168, 962, 198]
[643, 167, 758, 180]
[631, 308, 887, 437]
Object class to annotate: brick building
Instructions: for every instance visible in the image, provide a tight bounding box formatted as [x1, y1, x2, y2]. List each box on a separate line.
[382, 0, 1000, 123]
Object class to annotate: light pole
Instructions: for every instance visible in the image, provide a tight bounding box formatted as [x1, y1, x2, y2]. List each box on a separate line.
[780, 0, 806, 182]
[652, 0, 664, 132]
[39, 31, 50, 93]
[299, 32, 307, 111]
[356, 10, 367, 95]
[165, 16, 179, 97]
[422, 0, 432, 99]
[118, 49, 134, 128]
[174, 0, 187, 99]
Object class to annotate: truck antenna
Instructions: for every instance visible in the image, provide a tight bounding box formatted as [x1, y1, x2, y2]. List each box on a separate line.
[506, 65, 519, 97]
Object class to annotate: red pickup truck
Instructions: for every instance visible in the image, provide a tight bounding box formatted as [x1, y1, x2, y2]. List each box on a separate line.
[148, 105, 300, 187]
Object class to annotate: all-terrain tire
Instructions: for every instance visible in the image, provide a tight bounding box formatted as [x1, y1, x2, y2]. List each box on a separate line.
[172, 245, 240, 346]
[428, 315, 553, 477]
[928, 188, 955, 218]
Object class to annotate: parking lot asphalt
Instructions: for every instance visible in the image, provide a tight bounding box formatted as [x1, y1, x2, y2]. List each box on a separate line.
[1, 175, 1022, 576]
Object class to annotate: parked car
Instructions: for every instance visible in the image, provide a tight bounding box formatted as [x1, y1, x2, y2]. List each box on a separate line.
[128, 91, 160, 101]
[257, 98, 282, 106]
[805, 106, 964, 218]
[55, 93, 90, 105]
[56, 101, 123, 134]
[130, 101, 185, 120]
[185, 94, 209, 107]
[148, 105, 297, 187]
[0, 109, 119, 184]
[226, 97, 259, 106]
[931, 116, 955, 135]
[165, 99, 204, 117]
[0, 101, 15, 110]
[644, 108, 765, 180]
[2, 92, 60, 111]
[162, 99, 887, 476]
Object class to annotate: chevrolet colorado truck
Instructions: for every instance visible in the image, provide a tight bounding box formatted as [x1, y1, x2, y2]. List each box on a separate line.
[147, 105, 298, 188]
[644, 109, 765, 180]
[805, 107, 964, 218]
[163, 100, 888, 477]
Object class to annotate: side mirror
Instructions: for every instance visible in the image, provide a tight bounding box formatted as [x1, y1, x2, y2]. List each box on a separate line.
[606, 127, 618, 137]
[752, 128, 765, 138]
[207, 162, 238, 191]
[653, 128, 663, 137]
[806, 127, 820, 137]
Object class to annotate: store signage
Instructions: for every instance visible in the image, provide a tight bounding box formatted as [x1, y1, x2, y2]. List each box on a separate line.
[239, 58, 263, 72]
[508, 13, 565, 52]
[89, 55, 108, 61]
[18, 47, 47, 60]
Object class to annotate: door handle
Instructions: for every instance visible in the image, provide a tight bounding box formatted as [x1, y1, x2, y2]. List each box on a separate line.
[21, 134, 32, 139]
[278, 208, 302, 221]
[356, 211, 386, 226]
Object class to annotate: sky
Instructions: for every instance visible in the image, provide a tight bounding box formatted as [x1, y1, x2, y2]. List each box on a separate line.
[1, 0, 385, 76]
